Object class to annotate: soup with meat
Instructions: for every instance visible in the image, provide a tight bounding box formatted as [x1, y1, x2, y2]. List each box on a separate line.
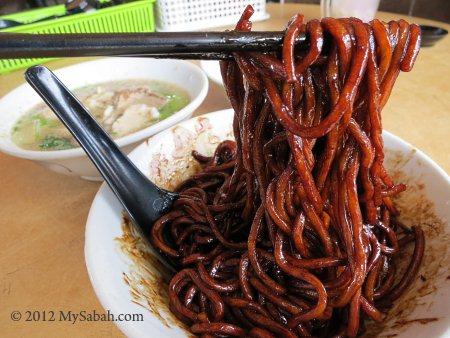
[11, 79, 190, 151]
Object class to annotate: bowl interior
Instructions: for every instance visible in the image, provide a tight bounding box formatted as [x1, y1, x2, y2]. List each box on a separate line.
[85, 109, 450, 338]
[0, 57, 208, 160]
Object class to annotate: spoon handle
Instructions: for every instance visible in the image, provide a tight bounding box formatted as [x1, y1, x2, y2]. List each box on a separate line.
[25, 65, 178, 233]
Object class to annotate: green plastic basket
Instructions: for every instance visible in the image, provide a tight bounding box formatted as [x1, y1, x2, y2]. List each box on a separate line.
[0, 0, 155, 74]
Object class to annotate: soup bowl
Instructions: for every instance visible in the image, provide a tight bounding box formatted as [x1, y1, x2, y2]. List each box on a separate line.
[0, 57, 208, 180]
[85, 109, 450, 338]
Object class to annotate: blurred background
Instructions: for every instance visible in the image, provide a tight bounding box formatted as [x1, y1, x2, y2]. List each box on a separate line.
[1, 0, 449, 22]
[0, 0, 133, 16]
[271, 0, 449, 22]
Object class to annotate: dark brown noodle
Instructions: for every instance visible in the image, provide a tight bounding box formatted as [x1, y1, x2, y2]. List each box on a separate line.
[150, 6, 424, 338]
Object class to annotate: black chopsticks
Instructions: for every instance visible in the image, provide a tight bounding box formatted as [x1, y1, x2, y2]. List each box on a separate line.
[0, 31, 307, 60]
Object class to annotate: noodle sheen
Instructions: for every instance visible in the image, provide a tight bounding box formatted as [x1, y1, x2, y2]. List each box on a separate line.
[150, 6, 424, 337]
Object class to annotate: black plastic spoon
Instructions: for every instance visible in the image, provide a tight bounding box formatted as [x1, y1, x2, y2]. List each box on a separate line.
[25, 65, 178, 271]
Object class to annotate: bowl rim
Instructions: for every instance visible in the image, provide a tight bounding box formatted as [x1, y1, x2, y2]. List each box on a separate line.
[0, 58, 209, 160]
[85, 108, 450, 338]
[419, 24, 449, 37]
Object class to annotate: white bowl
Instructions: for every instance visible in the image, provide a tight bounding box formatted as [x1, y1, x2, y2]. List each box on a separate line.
[85, 109, 450, 338]
[200, 60, 223, 86]
[0, 58, 208, 180]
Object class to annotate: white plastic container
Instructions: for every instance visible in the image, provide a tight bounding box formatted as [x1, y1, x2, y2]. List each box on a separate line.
[320, 0, 380, 22]
[154, 0, 269, 32]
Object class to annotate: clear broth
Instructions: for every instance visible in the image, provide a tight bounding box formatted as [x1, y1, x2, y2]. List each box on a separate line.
[12, 79, 190, 151]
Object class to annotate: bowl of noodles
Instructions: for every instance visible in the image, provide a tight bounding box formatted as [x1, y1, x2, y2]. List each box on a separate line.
[0, 57, 208, 180]
[84, 7, 450, 338]
[85, 109, 450, 338]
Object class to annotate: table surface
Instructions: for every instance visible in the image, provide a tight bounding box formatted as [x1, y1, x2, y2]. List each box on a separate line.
[1, 3, 449, 337]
